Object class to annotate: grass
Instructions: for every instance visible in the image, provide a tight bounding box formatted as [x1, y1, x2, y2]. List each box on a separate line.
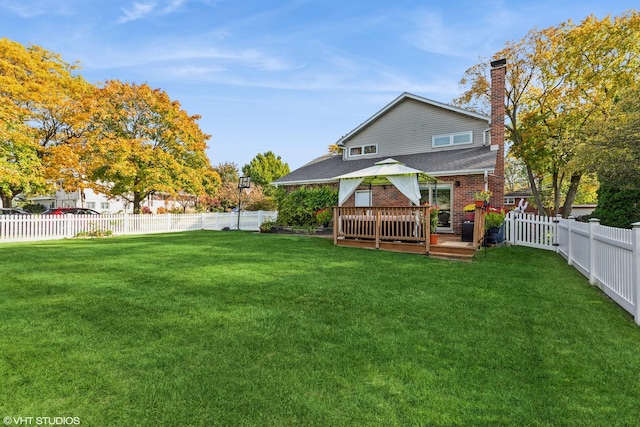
[1, 231, 640, 426]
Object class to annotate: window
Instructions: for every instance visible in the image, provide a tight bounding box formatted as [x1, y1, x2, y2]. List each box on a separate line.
[432, 131, 472, 147]
[355, 190, 371, 207]
[101, 202, 110, 210]
[504, 197, 515, 205]
[349, 144, 377, 157]
[86, 202, 95, 208]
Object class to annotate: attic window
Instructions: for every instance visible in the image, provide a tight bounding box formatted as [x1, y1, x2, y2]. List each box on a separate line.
[349, 144, 377, 157]
[432, 131, 472, 147]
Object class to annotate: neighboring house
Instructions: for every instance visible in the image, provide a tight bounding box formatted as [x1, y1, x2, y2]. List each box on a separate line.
[274, 59, 507, 235]
[504, 188, 597, 218]
[28, 188, 130, 213]
[504, 189, 535, 213]
[27, 188, 187, 214]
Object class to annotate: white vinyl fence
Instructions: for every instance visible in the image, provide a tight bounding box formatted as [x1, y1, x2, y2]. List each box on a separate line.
[0, 211, 277, 243]
[505, 212, 640, 325]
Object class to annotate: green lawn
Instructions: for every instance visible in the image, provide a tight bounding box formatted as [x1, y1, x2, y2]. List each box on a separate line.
[1, 231, 640, 426]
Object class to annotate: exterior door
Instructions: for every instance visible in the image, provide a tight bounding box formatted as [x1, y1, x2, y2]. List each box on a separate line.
[420, 185, 453, 232]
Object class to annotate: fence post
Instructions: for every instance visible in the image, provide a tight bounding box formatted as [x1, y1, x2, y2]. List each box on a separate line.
[588, 218, 600, 286]
[166, 213, 172, 232]
[508, 212, 516, 246]
[632, 222, 640, 325]
[66, 215, 73, 238]
[564, 215, 573, 265]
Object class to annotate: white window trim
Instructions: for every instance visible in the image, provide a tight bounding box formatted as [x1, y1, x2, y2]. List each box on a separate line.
[432, 131, 473, 148]
[348, 144, 378, 157]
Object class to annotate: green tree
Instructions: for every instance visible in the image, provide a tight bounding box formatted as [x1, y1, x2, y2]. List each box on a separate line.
[242, 151, 290, 196]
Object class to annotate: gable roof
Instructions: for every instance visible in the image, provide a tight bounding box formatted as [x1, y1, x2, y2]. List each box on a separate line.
[336, 92, 490, 146]
[274, 147, 497, 186]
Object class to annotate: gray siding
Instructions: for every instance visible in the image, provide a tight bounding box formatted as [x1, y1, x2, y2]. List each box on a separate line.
[342, 98, 490, 161]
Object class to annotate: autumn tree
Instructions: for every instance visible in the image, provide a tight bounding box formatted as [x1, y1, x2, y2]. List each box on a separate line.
[86, 80, 219, 213]
[0, 38, 89, 207]
[456, 11, 640, 216]
[213, 161, 240, 184]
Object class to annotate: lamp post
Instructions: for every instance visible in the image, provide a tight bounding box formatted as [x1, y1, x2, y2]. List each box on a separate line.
[237, 176, 251, 230]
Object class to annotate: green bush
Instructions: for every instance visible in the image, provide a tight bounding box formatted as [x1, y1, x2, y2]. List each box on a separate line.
[259, 220, 277, 233]
[275, 186, 338, 227]
[591, 181, 640, 228]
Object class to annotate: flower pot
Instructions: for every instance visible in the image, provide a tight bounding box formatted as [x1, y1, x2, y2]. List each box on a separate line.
[484, 226, 504, 245]
[429, 234, 438, 245]
[475, 200, 484, 207]
[464, 212, 475, 221]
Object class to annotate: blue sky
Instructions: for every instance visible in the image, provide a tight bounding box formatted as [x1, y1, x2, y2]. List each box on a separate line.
[0, 1, 635, 171]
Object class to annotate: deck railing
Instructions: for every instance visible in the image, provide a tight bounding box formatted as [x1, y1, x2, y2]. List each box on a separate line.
[333, 206, 429, 248]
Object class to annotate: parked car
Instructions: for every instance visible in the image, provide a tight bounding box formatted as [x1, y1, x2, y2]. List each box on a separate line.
[0, 208, 31, 215]
[42, 207, 101, 215]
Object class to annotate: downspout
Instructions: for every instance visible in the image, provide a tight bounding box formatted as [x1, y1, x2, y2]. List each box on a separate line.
[484, 170, 489, 192]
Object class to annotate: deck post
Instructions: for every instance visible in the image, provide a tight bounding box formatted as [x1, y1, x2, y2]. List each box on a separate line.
[375, 210, 381, 249]
[333, 207, 338, 245]
[473, 206, 484, 248]
[426, 206, 431, 253]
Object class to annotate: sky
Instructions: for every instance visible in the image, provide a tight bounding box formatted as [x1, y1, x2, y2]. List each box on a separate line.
[0, 0, 636, 171]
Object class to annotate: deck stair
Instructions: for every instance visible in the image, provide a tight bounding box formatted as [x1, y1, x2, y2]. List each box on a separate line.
[428, 234, 477, 261]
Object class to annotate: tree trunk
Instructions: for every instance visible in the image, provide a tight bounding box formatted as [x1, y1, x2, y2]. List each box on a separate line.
[526, 165, 546, 216]
[133, 192, 144, 214]
[552, 171, 560, 217]
[561, 173, 582, 218]
[1, 194, 13, 209]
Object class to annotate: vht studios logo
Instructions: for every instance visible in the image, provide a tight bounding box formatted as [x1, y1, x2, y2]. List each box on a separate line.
[3, 417, 81, 425]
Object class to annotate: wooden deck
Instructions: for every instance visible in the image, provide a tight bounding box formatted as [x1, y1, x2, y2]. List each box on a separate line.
[332, 206, 485, 260]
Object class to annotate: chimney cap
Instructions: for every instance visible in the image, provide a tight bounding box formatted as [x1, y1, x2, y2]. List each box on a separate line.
[491, 58, 506, 68]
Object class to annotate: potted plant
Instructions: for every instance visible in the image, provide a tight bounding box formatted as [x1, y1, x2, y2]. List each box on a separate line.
[463, 203, 476, 221]
[473, 190, 492, 206]
[484, 207, 506, 245]
[429, 205, 439, 244]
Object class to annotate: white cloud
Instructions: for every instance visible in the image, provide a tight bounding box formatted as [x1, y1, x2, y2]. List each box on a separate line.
[0, 0, 74, 18]
[161, 0, 186, 14]
[117, 2, 157, 23]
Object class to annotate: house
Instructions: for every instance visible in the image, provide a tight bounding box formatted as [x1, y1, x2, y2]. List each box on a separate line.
[27, 188, 188, 214]
[504, 189, 535, 213]
[274, 59, 507, 235]
[504, 189, 597, 218]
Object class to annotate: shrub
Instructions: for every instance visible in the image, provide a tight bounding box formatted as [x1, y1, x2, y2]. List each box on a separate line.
[259, 220, 277, 233]
[315, 208, 333, 226]
[590, 181, 640, 228]
[276, 186, 338, 227]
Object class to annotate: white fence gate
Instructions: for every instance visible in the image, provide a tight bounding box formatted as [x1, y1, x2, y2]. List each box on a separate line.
[0, 211, 277, 243]
[505, 212, 640, 325]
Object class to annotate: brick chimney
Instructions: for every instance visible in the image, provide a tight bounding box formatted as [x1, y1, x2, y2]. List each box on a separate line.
[489, 58, 506, 206]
